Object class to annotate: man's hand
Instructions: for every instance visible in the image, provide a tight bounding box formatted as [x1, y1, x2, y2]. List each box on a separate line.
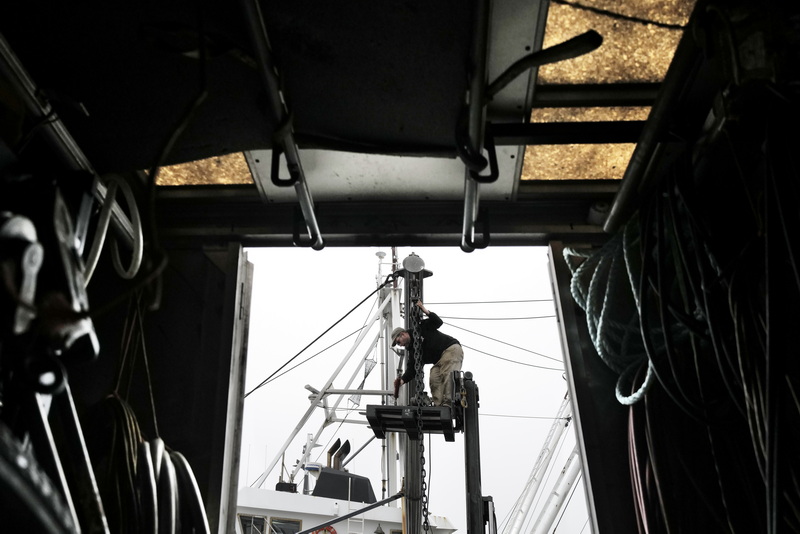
[393, 377, 403, 398]
[415, 300, 430, 315]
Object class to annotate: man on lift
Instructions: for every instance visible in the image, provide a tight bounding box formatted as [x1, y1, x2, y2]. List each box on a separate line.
[391, 301, 464, 407]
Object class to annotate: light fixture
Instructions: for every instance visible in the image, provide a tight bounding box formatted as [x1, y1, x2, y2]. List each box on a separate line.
[402, 253, 425, 273]
[374, 524, 385, 534]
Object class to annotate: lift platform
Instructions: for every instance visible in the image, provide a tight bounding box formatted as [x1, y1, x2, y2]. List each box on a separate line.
[365, 405, 462, 442]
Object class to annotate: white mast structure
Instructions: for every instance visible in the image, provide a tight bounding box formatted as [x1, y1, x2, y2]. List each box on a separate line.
[504, 393, 574, 534]
[531, 444, 582, 534]
[250, 250, 406, 497]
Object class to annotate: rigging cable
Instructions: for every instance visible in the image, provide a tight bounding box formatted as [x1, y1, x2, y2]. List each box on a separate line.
[427, 299, 553, 304]
[461, 344, 563, 371]
[254, 325, 371, 388]
[443, 321, 562, 362]
[244, 273, 398, 398]
[438, 315, 555, 320]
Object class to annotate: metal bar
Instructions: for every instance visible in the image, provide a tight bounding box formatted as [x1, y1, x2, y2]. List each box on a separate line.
[321, 389, 394, 396]
[0, 32, 135, 247]
[461, 175, 482, 252]
[603, 13, 704, 233]
[531, 445, 581, 534]
[240, 0, 324, 249]
[28, 393, 82, 531]
[461, 0, 493, 253]
[296, 491, 405, 534]
[532, 83, 660, 108]
[505, 394, 572, 534]
[464, 372, 484, 534]
[342, 436, 377, 467]
[491, 121, 645, 146]
[51, 383, 110, 533]
[328, 418, 370, 426]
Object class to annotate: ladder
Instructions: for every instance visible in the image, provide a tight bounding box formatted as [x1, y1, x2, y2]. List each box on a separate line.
[346, 478, 365, 534]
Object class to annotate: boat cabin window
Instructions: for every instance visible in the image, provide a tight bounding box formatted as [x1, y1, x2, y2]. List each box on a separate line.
[239, 514, 267, 534]
[270, 517, 302, 534]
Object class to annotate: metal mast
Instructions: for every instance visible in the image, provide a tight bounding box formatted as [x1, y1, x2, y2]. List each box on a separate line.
[504, 394, 573, 534]
[397, 253, 432, 534]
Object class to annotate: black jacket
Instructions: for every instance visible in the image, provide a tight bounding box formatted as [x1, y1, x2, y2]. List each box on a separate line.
[401, 312, 459, 383]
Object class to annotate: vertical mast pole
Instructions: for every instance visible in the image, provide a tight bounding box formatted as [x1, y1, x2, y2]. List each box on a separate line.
[398, 253, 431, 534]
[464, 372, 485, 534]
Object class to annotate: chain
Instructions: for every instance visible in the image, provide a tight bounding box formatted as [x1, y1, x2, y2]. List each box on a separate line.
[411, 304, 430, 532]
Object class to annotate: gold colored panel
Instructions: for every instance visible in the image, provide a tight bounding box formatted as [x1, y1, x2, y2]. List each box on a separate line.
[522, 107, 648, 180]
[531, 106, 650, 123]
[156, 152, 253, 186]
[540, 0, 695, 84]
[522, 143, 636, 180]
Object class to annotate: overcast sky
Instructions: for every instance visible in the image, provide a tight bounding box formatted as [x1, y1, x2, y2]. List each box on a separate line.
[238, 246, 587, 533]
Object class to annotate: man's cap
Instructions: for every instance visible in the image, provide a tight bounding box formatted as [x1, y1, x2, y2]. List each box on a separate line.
[391, 327, 406, 346]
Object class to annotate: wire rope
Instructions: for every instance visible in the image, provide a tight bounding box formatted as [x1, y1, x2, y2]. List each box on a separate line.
[479, 413, 571, 420]
[461, 344, 563, 371]
[244, 274, 397, 398]
[253, 325, 371, 388]
[438, 315, 555, 321]
[427, 299, 553, 305]
[443, 321, 562, 362]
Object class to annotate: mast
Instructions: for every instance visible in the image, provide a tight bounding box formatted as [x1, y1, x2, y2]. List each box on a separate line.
[504, 394, 572, 534]
[531, 445, 581, 534]
[250, 251, 402, 490]
[398, 253, 432, 534]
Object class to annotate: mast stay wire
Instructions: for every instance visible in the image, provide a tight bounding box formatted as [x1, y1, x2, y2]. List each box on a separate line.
[439, 315, 555, 320]
[260, 284, 383, 389]
[253, 325, 371, 388]
[443, 321, 562, 363]
[426, 299, 554, 304]
[462, 344, 563, 371]
[244, 272, 399, 398]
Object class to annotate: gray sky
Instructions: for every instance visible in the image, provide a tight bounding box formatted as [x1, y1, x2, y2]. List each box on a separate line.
[238, 246, 587, 533]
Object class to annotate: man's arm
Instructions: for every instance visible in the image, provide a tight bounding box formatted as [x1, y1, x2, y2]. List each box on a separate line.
[416, 300, 442, 329]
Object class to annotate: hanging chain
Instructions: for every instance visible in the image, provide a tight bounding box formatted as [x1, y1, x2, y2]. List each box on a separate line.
[411, 303, 430, 532]
[414, 311, 430, 533]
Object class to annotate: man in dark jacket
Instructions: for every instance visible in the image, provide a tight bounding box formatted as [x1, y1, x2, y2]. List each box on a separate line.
[391, 300, 464, 406]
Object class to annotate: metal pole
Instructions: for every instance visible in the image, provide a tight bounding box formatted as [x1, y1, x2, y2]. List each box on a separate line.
[531, 445, 581, 534]
[505, 395, 572, 534]
[398, 253, 431, 534]
[297, 491, 406, 534]
[464, 372, 484, 534]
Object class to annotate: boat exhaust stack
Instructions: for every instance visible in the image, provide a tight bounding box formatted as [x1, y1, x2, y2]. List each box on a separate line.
[327, 439, 341, 468]
[333, 440, 351, 470]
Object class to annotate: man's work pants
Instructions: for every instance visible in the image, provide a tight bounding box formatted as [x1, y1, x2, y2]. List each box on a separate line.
[430, 344, 464, 406]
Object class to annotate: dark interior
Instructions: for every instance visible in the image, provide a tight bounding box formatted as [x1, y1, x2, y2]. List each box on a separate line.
[2, 0, 799, 533]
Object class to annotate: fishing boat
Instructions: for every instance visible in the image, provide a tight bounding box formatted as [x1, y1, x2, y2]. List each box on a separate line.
[235, 253, 459, 534]
[236, 445, 457, 534]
